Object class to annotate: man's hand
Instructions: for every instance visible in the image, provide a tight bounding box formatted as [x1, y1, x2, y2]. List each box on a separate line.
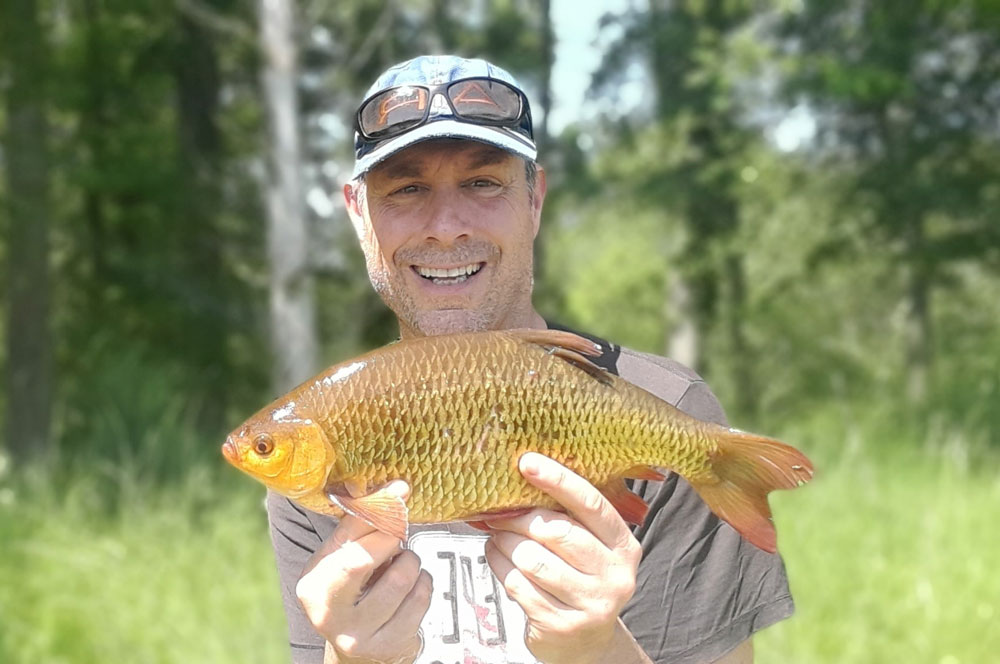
[483, 453, 648, 664]
[295, 481, 432, 664]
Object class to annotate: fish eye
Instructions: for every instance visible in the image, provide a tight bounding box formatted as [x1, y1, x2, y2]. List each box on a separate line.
[253, 433, 275, 456]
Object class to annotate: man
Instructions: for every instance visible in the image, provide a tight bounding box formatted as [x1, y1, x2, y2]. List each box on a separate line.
[267, 55, 794, 664]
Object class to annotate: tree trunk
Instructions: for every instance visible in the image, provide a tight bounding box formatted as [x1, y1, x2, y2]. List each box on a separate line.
[533, 0, 555, 283]
[81, 0, 109, 295]
[175, 4, 228, 431]
[258, 0, 318, 393]
[2, 0, 53, 462]
[724, 251, 757, 419]
[667, 276, 699, 370]
[904, 216, 931, 405]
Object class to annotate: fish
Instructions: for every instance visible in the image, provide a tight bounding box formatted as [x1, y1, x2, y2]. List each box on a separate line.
[222, 328, 813, 553]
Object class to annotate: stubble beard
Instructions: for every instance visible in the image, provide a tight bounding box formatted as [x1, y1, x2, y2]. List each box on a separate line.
[365, 241, 534, 338]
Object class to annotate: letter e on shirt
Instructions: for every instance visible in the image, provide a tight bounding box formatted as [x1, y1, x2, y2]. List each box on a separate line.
[409, 531, 540, 664]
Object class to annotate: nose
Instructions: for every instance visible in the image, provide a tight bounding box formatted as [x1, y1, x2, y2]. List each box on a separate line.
[423, 190, 470, 246]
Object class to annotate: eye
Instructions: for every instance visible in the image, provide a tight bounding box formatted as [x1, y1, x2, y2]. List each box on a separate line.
[392, 184, 421, 195]
[253, 433, 275, 456]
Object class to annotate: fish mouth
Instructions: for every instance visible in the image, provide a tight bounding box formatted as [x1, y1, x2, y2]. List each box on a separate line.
[221, 436, 239, 464]
[411, 261, 485, 286]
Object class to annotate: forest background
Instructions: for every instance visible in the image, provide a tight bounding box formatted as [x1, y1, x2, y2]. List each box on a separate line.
[1, 1, 998, 662]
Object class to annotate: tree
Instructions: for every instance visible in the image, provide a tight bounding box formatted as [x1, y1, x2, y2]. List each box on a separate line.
[2, 0, 53, 462]
[591, 0, 768, 418]
[174, 0, 230, 430]
[259, 0, 318, 393]
[781, 0, 1000, 403]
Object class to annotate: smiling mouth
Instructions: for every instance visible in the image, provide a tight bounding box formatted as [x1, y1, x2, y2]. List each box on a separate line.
[413, 262, 485, 285]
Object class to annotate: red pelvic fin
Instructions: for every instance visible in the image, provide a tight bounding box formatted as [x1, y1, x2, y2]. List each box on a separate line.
[623, 465, 666, 482]
[328, 484, 410, 541]
[600, 479, 649, 526]
[463, 507, 533, 524]
[691, 429, 814, 553]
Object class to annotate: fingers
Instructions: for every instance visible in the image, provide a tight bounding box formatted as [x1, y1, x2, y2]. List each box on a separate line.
[485, 509, 606, 576]
[484, 536, 571, 619]
[487, 528, 591, 606]
[302, 480, 411, 579]
[371, 568, 433, 642]
[518, 453, 635, 550]
[358, 550, 423, 623]
[334, 557, 433, 662]
[301, 528, 404, 603]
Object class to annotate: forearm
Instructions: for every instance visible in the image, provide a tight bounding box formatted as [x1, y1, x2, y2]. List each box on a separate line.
[597, 622, 752, 664]
[596, 618, 654, 664]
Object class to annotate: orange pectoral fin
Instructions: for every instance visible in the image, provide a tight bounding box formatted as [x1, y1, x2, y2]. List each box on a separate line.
[328, 485, 410, 541]
[600, 480, 650, 526]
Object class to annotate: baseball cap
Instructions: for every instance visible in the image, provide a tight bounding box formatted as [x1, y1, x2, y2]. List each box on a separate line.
[352, 55, 536, 179]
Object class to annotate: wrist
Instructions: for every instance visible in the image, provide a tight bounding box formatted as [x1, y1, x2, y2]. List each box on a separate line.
[590, 618, 652, 664]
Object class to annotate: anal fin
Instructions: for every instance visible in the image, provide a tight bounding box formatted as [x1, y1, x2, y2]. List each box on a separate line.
[623, 465, 666, 482]
[600, 480, 649, 526]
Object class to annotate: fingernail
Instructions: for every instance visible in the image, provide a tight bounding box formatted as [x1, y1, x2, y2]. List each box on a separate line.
[519, 453, 540, 477]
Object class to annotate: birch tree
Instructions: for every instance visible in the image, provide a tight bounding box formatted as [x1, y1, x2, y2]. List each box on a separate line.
[259, 0, 318, 393]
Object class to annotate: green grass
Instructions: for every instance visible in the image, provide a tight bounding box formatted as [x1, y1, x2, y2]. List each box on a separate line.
[756, 432, 1000, 663]
[0, 467, 287, 664]
[1, 418, 997, 663]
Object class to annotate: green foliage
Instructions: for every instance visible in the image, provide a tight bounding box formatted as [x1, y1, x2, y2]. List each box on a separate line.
[757, 411, 1000, 662]
[0, 466, 286, 663]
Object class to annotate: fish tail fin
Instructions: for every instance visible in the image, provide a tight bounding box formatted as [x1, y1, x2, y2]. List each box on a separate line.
[690, 429, 814, 553]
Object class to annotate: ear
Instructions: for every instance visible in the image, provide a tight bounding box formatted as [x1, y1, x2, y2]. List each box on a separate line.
[343, 180, 367, 239]
[531, 166, 547, 238]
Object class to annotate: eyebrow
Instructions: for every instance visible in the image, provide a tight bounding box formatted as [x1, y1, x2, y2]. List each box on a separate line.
[378, 160, 424, 181]
[377, 146, 511, 181]
[464, 147, 510, 170]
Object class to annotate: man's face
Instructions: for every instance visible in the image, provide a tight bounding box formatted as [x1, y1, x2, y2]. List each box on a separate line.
[344, 140, 546, 338]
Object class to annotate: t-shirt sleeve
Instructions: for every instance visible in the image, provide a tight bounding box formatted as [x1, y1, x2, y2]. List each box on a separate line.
[266, 490, 331, 663]
[620, 379, 795, 664]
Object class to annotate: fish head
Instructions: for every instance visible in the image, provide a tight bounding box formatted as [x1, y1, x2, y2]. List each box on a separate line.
[222, 400, 333, 499]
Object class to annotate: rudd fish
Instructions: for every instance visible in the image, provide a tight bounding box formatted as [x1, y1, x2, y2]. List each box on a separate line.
[222, 329, 813, 553]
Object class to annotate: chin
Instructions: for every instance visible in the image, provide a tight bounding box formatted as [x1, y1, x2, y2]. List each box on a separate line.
[413, 309, 491, 336]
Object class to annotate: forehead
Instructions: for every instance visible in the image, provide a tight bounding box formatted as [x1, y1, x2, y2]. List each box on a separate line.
[369, 140, 518, 181]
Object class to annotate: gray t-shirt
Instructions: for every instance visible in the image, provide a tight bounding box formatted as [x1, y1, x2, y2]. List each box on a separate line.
[265, 333, 794, 663]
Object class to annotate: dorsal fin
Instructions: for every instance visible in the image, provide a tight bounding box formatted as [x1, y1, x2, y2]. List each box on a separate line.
[505, 328, 604, 357]
[506, 328, 612, 386]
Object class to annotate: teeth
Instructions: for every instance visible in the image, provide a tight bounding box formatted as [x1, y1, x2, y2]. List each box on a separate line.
[416, 263, 482, 280]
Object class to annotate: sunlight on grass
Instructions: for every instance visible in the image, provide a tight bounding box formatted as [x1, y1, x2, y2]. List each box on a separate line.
[0, 470, 286, 664]
[757, 442, 1000, 663]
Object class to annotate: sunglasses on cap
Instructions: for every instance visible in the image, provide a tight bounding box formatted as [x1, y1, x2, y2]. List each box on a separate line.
[355, 77, 533, 144]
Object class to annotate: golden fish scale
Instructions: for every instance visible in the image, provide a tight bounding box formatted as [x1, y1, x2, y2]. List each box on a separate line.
[307, 333, 718, 522]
